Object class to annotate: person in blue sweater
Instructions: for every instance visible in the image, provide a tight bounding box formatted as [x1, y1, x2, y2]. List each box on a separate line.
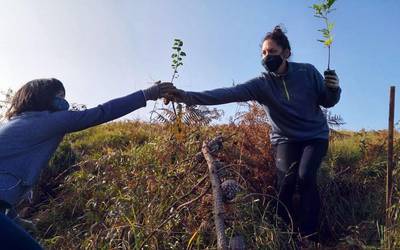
[0, 78, 174, 248]
[163, 26, 341, 243]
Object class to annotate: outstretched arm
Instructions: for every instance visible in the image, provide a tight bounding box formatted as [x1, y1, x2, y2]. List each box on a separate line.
[165, 77, 262, 106]
[46, 83, 175, 135]
[51, 90, 146, 134]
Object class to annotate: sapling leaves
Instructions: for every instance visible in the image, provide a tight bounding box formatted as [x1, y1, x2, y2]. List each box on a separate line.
[311, 0, 337, 69]
[324, 37, 333, 47]
[171, 39, 186, 80]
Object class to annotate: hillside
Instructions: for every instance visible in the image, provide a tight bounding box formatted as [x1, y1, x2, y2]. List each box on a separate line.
[18, 108, 399, 249]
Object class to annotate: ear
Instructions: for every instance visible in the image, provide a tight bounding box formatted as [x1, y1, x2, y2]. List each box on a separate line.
[282, 49, 291, 59]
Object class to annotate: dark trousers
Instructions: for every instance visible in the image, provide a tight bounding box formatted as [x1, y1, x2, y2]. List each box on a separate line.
[0, 212, 43, 250]
[274, 139, 328, 239]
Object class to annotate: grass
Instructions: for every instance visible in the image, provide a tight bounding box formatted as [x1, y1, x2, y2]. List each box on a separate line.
[15, 106, 399, 249]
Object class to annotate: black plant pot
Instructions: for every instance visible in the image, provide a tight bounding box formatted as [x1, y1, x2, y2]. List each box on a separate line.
[324, 69, 336, 76]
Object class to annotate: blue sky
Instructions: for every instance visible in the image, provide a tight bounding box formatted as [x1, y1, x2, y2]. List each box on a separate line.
[0, 0, 399, 130]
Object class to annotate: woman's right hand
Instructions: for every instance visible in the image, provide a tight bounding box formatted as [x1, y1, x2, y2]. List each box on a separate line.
[159, 82, 188, 104]
[142, 81, 178, 101]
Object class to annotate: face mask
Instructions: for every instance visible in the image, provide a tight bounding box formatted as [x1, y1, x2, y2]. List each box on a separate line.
[261, 54, 283, 73]
[52, 97, 70, 111]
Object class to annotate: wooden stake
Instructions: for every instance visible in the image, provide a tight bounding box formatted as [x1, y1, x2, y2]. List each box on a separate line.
[386, 86, 395, 249]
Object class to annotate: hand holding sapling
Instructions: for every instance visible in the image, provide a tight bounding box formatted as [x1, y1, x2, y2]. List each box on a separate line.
[324, 70, 339, 89]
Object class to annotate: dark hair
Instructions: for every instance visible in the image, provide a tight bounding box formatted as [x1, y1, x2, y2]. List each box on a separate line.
[263, 25, 291, 57]
[5, 78, 65, 119]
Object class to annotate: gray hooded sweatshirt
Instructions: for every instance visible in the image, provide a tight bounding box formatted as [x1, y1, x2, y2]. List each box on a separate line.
[183, 62, 341, 144]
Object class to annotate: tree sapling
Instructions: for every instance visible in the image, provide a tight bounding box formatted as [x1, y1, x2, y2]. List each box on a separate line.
[312, 0, 337, 76]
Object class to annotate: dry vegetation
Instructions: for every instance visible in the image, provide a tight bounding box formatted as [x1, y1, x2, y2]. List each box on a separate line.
[13, 103, 400, 249]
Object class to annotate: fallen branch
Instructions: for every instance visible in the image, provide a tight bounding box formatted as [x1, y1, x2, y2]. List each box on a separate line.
[202, 137, 227, 250]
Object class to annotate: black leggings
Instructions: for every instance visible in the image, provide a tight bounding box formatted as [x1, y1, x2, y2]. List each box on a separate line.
[274, 139, 328, 239]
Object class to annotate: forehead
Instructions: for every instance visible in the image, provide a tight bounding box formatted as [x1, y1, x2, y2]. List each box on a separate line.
[262, 39, 282, 51]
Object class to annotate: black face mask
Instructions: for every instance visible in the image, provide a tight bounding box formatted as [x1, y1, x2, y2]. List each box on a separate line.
[261, 54, 283, 73]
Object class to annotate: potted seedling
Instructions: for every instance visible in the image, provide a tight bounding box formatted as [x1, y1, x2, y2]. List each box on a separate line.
[312, 0, 337, 77]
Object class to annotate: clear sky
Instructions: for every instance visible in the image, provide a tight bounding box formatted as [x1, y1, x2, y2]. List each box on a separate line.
[0, 0, 399, 130]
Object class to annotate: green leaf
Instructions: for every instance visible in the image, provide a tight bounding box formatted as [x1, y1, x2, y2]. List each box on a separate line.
[172, 46, 179, 50]
[324, 37, 333, 47]
[318, 28, 330, 37]
[171, 54, 177, 58]
[328, 23, 334, 32]
[312, 4, 323, 15]
[327, 0, 336, 9]
[180, 52, 186, 56]
[312, 4, 321, 11]
[179, 41, 183, 46]
[317, 39, 325, 43]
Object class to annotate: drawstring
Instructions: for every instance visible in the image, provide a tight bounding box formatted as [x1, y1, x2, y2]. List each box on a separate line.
[281, 78, 290, 101]
[268, 72, 290, 101]
[0, 172, 23, 191]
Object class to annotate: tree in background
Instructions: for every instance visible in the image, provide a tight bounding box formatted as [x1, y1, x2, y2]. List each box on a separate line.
[0, 89, 13, 121]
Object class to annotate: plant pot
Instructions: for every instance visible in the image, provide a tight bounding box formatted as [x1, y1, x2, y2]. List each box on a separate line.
[324, 69, 336, 76]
